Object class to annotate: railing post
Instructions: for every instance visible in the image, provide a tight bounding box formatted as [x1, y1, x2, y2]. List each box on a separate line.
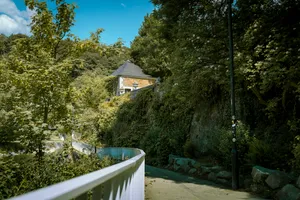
[129, 155, 145, 200]
[120, 172, 127, 200]
[135, 158, 145, 199]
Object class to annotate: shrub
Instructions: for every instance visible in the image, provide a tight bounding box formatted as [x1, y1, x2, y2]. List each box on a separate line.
[246, 137, 272, 167]
[215, 122, 251, 170]
[183, 139, 196, 158]
[292, 136, 300, 171]
[0, 150, 115, 199]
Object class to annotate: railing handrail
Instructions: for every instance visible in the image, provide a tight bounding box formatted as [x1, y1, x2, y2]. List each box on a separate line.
[9, 148, 145, 200]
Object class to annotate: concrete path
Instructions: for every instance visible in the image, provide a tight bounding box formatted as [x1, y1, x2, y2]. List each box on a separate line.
[145, 165, 266, 200]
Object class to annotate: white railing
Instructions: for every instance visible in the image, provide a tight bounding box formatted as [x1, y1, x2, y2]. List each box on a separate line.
[9, 148, 145, 200]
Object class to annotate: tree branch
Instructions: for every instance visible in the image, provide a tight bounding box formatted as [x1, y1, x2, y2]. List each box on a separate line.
[251, 87, 268, 106]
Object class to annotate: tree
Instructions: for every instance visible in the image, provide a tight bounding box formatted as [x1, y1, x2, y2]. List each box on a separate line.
[131, 13, 171, 78]
[0, 34, 28, 55]
[71, 70, 118, 146]
[0, 0, 78, 159]
[25, 0, 76, 59]
[127, 0, 300, 170]
[0, 34, 6, 55]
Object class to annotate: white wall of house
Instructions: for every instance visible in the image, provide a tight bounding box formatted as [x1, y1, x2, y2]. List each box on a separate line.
[116, 76, 155, 96]
[117, 76, 135, 96]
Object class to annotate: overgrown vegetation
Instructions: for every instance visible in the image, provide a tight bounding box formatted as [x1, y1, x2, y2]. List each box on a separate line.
[0, 0, 128, 197]
[0, 150, 115, 199]
[109, 0, 300, 173]
[2, 0, 300, 197]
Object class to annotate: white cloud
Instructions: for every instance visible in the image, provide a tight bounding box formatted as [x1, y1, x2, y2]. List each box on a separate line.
[0, 0, 35, 36]
[121, 3, 126, 8]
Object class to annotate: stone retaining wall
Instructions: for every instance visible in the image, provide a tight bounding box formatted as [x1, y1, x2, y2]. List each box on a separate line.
[167, 154, 300, 199]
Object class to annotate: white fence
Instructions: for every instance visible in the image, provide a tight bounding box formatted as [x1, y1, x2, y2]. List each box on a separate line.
[9, 148, 145, 200]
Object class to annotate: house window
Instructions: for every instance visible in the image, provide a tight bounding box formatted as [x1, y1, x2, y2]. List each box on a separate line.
[119, 90, 125, 95]
[125, 89, 132, 93]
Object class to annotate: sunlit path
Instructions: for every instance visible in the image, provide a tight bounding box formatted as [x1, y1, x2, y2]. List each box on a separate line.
[145, 165, 267, 200]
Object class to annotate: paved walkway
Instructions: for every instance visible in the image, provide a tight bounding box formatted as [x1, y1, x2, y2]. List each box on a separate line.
[145, 165, 266, 200]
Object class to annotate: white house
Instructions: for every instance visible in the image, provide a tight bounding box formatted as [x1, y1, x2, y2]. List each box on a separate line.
[111, 61, 156, 96]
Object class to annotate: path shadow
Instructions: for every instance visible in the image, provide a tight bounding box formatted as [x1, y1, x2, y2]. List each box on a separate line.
[146, 165, 227, 187]
[145, 165, 269, 200]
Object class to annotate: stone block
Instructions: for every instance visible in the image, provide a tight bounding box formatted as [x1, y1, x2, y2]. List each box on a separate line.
[208, 172, 217, 182]
[216, 171, 232, 180]
[211, 166, 224, 173]
[252, 166, 275, 183]
[276, 184, 300, 200]
[265, 171, 291, 189]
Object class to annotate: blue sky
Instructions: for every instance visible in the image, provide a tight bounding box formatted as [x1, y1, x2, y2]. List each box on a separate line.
[0, 0, 154, 47]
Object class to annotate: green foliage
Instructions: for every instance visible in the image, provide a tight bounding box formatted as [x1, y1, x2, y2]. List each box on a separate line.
[131, 13, 171, 78]
[183, 140, 196, 158]
[246, 138, 272, 168]
[0, 37, 75, 158]
[292, 136, 300, 171]
[72, 72, 116, 109]
[0, 151, 115, 199]
[0, 0, 126, 197]
[109, 86, 193, 166]
[25, 0, 77, 58]
[127, 0, 300, 171]
[0, 0, 127, 155]
[71, 70, 126, 146]
[0, 34, 29, 55]
[215, 123, 251, 169]
[77, 42, 130, 76]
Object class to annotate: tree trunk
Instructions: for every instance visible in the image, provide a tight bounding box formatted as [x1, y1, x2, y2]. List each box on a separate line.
[43, 105, 48, 123]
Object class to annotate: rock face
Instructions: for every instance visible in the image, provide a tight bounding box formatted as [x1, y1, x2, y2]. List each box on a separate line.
[208, 172, 217, 182]
[189, 106, 227, 156]
[265, 171, 291, 189]
[252, 166, 275, 183]
[216, 171, 232, 180]
[276, 184, 300, 200]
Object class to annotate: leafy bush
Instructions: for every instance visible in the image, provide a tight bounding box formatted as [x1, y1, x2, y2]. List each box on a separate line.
[129, 0, 300, 173]
[183, 140, 196, 158]
[140, 126, 160, 165]
[0, 150, 115, 199]
[246, 138, 272, 168]
[108, 86, 193, 166]
[292, 136, 300, 171]
[215, 122, 251, 170]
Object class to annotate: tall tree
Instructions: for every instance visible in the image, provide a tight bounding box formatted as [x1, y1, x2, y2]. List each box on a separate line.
[130, 0, 300, 169]
[0, 0, 78, 159]
[131, 13, 171, 78]
[25, 0, 76, 59]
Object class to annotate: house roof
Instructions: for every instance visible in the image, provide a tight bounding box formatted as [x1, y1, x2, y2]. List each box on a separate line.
[111, 61, 153, 79]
